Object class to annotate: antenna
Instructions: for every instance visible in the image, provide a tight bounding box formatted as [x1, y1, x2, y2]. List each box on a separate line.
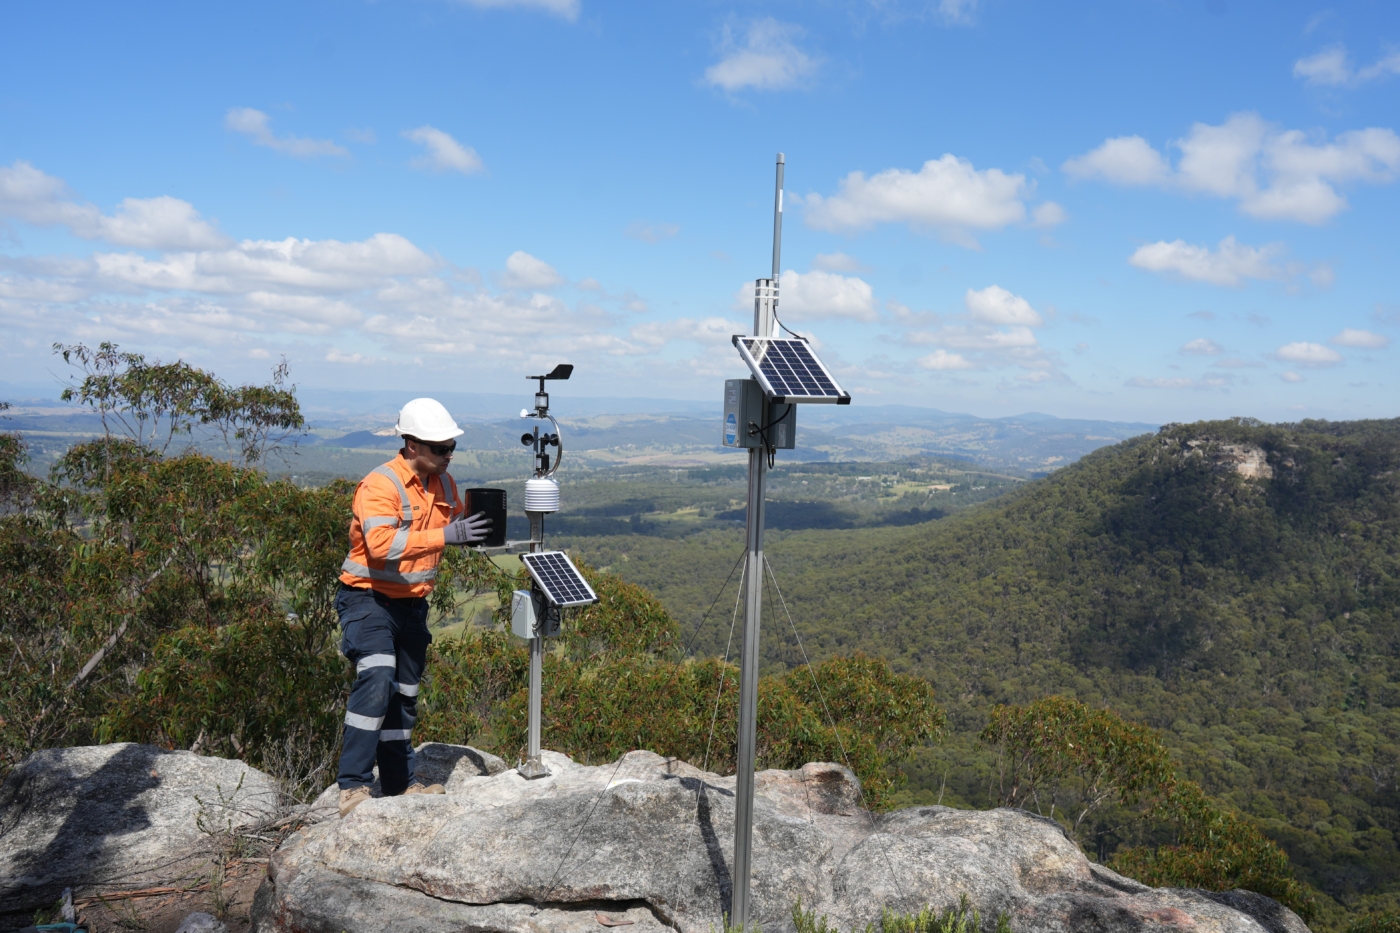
[726, 153, 850, 933]
[511, 362, 596, 780]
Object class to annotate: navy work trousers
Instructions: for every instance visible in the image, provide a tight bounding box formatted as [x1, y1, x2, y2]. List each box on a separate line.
[335, 584, 432, 794]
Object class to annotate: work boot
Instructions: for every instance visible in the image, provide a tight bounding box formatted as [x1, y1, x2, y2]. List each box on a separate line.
[338, 785, 373, 817]
[404, 781, 445, 796]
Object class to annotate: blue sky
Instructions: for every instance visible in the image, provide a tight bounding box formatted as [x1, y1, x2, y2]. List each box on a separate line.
[1, 0, 1397, 423]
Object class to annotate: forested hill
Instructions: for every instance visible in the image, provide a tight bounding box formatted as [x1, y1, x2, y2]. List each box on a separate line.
[580, 417, 1400, 920]
[801, 417, 1400, 917]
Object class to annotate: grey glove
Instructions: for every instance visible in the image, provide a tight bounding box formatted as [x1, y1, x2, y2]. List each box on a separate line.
[444, 511, 493, 546]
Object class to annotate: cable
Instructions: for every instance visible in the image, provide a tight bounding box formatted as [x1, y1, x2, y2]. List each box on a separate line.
[682, 550, 747, 660]
[700, 560, 747, 778]
[763, 555, 909, 913]
[531, 750, 631, 914]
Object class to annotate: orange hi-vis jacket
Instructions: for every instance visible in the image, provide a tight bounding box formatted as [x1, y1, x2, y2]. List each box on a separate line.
[339, 453, 467, 599]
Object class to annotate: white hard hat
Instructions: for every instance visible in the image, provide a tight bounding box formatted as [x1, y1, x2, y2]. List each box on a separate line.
[395, 398, 464, 443]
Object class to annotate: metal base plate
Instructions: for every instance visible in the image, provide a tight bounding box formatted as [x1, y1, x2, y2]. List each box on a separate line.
[517, 756, 551, 780]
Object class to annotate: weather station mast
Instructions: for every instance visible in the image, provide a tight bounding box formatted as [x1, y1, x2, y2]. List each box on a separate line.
[723, 154, 851, 931]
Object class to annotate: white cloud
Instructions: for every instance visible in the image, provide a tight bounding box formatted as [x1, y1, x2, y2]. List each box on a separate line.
[1064, 113, 1400, 223]
[499, 251, 564, 290]
[1331, 327, 1389, 348]
[403, 126, 484, 174]
[625, 222, 680, 243]
[965, 285, 1042, 326]
[1129, 236, 1292, 287]
[918, 349, 975, 370]
[1181, 338, 1223, 356]
[1278, 370, 1306, 383]
[1275, 341, 1343, 367]
[938, 325, 1039, 350]
[811, 252, 867, 273]
[777, 269, 876, 322]
[630, 316, 737, 348]
[0, 160, 230, 250]
[1294, 44, 1400, 87]
[703, 19, 818, 92]
[804, 155, 1031, 241]
[224, 108, 348, 158]
[1031, 202, 1067, 227]
[1063, 136, 1172, 186]
[451, 0, 579, 19]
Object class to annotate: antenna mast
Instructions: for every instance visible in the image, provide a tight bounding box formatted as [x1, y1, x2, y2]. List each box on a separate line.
[731, 152, 783, 933]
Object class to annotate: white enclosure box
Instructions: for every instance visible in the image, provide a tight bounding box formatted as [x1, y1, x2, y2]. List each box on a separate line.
[511, 588, 561, 639]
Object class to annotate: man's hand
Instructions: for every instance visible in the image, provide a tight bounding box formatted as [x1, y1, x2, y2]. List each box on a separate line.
[444, 511, 493, 546]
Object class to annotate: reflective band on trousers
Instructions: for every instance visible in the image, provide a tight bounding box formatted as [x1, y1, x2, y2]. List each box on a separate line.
[397, 682, 419, 697]
[345, 711, 385, 731]
[356, 653, 396, 673]
[340, 558, 438, 585]
[380, 729, 412, 742]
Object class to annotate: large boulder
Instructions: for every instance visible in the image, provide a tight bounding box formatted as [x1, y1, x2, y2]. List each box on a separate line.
[0, 743, 279, 922]
[252, 747, 1310, 933]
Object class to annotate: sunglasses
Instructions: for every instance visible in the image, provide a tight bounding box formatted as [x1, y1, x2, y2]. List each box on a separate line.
[408, 437, 456, 456]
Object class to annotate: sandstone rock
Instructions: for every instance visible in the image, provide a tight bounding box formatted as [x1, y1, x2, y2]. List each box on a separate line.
[0, 743, 279, 921]
[252, 746, 1310, 933]
[175, 911, 229, 933]
[306, 741, 509, 817]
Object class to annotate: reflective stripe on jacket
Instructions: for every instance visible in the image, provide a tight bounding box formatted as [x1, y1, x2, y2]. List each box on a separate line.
[339, 453, 466, 599]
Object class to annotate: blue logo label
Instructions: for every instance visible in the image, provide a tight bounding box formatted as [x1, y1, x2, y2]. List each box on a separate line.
[724, 413, 737, 446]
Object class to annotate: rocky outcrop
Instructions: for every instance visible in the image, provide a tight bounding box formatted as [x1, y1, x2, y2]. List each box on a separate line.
[0, 743, 279, 922]
[253, 746, 1309, 933]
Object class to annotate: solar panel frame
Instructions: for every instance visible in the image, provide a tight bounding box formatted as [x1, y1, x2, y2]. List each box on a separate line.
[521, 551, 599, 607]
[732, 336, 851, 404]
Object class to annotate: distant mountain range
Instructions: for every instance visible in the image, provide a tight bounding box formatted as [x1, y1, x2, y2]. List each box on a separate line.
[1, 378, 1158, 475]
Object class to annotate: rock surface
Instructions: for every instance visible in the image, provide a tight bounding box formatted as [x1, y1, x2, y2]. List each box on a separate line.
[0, 743, 279, 920]
[252, 746, 1310, 933]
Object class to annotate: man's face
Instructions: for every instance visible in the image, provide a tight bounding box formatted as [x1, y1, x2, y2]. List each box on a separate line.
[405, 438, 454, 475]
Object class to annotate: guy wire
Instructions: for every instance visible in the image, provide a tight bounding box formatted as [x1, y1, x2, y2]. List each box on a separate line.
[700, 559, 747, 778]
[763, 554, 909, 908]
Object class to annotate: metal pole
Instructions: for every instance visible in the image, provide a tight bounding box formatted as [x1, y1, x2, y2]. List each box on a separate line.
[732, 445, 766, 931]
[519, 508, 550, 779]
[732, 152, 785, 933]
[772, 153, 784, 281]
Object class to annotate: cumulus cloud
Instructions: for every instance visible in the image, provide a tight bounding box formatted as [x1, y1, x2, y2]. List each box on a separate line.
[703, 19, 818, 92]
[499, 251, 564, 290]
[1064, 113, 1400, 223]
[625, 221, 680, 243]
[918, 349, 975, 370]
[777, 269, 876, 322]
[1031, 202, 1067, 227]
[224, 108, 348, 158]
[965, 285, 1042, 326]
[1129, 236, 1299, 287]
[0, 160, 230, 250]
[1275, 341, 1343, 367]
[1278, 371, 1306, 383]
[1331, 327, 1389, 348]
[451, 0, 579, 19]
[403, 126, 484, 174]
[1294, 44, 1400, 87]
[1181, 337, 1223, 356]
[805, 155, 1047, 243]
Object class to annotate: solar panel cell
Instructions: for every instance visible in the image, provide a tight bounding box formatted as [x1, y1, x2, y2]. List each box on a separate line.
[521, 551, 599, 607]
[733, 337, 850, 403]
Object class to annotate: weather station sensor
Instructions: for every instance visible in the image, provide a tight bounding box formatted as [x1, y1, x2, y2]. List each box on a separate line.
[494, 361, 597, 780]
[723, 154, 853, 933]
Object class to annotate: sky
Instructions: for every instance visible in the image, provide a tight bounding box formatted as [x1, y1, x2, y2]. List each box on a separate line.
[1, 0, 1397, 424]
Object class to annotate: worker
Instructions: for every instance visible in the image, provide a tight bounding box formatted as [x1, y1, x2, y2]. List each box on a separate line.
[335, 398, 492, 817]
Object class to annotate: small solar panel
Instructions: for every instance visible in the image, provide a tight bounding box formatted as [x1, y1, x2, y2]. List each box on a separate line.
[733, 336, 851, 404]
[521, 551, 599, 608]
